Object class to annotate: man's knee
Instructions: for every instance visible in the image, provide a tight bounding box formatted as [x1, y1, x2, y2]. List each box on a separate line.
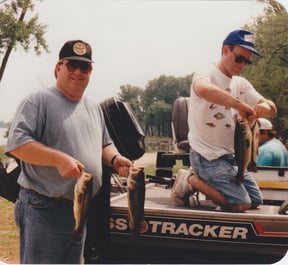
[187, 173, 251, 213]
[225, 203, 251, 213]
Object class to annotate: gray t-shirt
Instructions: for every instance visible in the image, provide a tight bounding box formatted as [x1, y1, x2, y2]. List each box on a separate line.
[6, 87, 112, 199]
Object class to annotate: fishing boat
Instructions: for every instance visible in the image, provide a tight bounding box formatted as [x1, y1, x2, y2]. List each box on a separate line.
[87, 97, 288, 264]
[107, 160, 288, 264]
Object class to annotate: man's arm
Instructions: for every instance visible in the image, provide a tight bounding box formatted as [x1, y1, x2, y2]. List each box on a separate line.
[193, 79, 257, 120]
[8, 141, 84, 178]
[102, 144, 132, 177]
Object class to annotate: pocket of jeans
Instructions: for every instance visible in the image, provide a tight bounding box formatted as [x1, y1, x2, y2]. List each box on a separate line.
[28, 192, 54, 209]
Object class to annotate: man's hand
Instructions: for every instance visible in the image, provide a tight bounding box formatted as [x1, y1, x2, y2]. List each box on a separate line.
[254, 100, 277, 118]
[237, 101, 257, 122]
[113, 155, 133, 177]
[56, 153, 84, 178]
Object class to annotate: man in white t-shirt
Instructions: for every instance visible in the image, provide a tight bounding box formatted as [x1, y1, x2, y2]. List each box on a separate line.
[171, 30, 277, 212]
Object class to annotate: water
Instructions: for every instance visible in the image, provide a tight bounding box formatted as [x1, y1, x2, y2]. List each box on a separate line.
[0, 127, 8, 145]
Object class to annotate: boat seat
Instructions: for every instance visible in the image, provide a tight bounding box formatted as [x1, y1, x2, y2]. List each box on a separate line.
[172, 97, 190, 153]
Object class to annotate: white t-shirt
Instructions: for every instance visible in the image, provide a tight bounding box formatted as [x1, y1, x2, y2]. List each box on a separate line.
[188, 65, 262, 161]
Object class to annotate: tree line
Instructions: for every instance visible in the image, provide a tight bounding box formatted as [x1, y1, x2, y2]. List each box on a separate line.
[118, 75, 192, 137]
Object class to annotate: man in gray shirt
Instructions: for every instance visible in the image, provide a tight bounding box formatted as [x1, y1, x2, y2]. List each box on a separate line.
[6, 39, 132, 264]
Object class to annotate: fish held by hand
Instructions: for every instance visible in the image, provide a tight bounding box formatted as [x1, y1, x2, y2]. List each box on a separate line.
[234, 119, 252, 184]
[72, 172, 93, 241]
[127, 166, 146, 237]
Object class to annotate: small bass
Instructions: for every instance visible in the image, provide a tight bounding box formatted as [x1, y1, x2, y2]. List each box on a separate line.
[234, 119, 252, 184]
[72, 172, 93, 240]
[247, 121, 259, 172]
[127, 167, 145, 237]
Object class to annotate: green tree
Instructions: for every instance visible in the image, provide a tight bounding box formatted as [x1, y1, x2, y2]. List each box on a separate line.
[143, 74, 192, 109]
[118, 84, 145, 127]
[145, 100, 172, 137]
[142, 74, 192, 136]
[119, 74, 192, 137]
[0, 0, 49, 82]
[242, 0, 288, 140]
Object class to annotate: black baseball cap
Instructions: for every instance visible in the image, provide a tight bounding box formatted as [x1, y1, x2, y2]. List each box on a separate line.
[59, 40, 93, 62]
[223, 30, 261, 57]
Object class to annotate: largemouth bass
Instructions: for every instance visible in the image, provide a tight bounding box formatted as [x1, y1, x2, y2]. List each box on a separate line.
[72, 172, 93, 240]
[247, 121, 259, 172]
[127, 167, 145, 237]
[234, 119, 252, 184]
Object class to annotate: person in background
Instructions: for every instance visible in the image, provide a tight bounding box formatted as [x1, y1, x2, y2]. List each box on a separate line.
[5, 40, 132, 264]
[171, 30, 277, 213]
[256, 118, 288, 167]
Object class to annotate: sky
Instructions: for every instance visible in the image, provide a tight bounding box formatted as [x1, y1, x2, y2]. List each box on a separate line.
[0, 0, 287, 122]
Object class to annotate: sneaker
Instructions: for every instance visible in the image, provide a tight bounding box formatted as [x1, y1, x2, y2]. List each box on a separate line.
[171, 168, 195, 206]
[189, 194, 200, 208]
[189, 195, 218, 209]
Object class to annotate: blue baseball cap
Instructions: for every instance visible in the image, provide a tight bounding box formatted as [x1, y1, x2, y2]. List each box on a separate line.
[223, 30, 261, 57]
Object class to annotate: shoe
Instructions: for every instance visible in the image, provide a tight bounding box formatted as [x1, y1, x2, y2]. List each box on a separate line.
[171, 168, 195, 206]
[189, 195, 218, 209]
[189, 194, 200, 208]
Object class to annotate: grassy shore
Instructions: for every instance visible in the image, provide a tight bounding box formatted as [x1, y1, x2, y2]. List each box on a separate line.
[0, 145, 19, 263]
[0, 198, 19, 264]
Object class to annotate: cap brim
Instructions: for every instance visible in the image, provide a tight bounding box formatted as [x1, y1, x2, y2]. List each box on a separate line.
[239, 45, 261, 57]
[61, 56, 93, 63]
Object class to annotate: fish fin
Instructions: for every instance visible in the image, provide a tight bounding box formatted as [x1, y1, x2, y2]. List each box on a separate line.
[244, 139, 251, 148]
[234, 172, 244, 185]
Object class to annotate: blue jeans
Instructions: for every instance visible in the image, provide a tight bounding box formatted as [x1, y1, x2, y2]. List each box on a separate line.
[15, 188, 86, 264]
[190, 149, 263, 205]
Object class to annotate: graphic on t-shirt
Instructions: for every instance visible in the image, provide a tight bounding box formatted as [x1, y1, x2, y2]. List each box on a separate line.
[214, 112, 225, 120]
[209, 104, 217, 110]
[205, 122, 216, 128]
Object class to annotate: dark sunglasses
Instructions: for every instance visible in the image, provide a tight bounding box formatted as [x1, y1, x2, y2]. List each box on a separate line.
[233, 52, 252, 65]
[62, 60, 92, 74]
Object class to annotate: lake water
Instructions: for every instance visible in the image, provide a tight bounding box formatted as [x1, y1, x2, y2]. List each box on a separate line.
[0, 127, 8, 145]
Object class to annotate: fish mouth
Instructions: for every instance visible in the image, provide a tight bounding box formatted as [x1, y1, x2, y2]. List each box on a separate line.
[131, 167, 142, 173]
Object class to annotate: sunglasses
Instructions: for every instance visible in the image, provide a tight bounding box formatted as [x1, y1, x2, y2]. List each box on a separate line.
[62, 60, 92, 74]
[232, 52, 252, 65]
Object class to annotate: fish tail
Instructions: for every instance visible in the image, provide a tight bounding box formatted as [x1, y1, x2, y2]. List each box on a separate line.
[247, 161, 258, 172]
[71, 229, 83, 241]
[235, 172, 244, 185]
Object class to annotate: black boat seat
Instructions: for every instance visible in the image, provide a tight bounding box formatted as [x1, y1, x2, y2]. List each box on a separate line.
[172, 97, 190, 153]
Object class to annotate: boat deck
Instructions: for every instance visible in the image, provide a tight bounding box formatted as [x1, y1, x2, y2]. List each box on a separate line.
[111, 168, 288, 217]
[112, 183, 283, 216]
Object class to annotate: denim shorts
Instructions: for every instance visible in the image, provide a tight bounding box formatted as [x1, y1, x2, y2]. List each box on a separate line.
[189, 149, 263, 205]
[15, 187, 85, 264]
